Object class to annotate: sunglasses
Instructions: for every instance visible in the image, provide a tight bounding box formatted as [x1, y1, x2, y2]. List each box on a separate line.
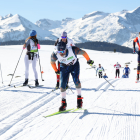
[57, 50, 65, 53]
[61, 36, 67, 38]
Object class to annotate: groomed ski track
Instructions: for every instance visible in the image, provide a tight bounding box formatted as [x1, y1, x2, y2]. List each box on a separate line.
[0, 45, 140, 140]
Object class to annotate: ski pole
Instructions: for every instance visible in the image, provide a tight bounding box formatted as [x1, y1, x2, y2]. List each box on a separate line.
[103, 77, 114, 88]
[0, 63, 3, 84]
[8, 49, 24, 86]
[68, 86, 74, 93]
[37, 48, 44, 81]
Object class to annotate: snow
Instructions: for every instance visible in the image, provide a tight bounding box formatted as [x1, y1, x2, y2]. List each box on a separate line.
[0, 45, 140, 140]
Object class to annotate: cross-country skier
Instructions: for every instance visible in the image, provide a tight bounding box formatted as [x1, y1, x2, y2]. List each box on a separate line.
[96, 64, 104, 78]
[50, 41, 94, 111]
[123, 65, 130, 78]
[114, 62, 121, 78]
[54, 31, 75, 89]
[23, 30, 40, 86]
[103, 73, 108, 78]
[133, 32, 140, 82]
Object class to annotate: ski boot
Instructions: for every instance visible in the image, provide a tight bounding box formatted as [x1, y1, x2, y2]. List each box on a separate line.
[35, 79, 39, 86]
[55, 82, 59, 89]
[77, 95, 83, 108]
[135, 77, 139, 83]
[59, 98, 67, 111]
[23, 79, 28, 86]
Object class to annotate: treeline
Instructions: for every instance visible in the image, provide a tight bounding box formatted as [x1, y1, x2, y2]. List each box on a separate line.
[0, 40, 133, 53]
[76, 41, 133, 53]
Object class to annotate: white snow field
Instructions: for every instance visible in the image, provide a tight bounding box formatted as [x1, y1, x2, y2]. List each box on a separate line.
[0, 45, 140, 140]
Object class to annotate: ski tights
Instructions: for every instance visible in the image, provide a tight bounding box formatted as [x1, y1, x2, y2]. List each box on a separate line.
[24, 55, 38, 79]
[116, 69, 120, 77]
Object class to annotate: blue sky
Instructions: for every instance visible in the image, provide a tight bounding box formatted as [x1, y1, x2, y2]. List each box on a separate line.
[0, 0, 139, 23]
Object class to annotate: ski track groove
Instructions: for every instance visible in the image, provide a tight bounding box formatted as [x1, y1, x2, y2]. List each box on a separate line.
[95, 79, 112, 91]
[0, 89, 60, 138]
[0, 81, 24, 92]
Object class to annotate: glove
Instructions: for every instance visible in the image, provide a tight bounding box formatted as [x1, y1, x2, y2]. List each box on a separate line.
[87, 60, 94, 66]
[55, 70, 60, 75]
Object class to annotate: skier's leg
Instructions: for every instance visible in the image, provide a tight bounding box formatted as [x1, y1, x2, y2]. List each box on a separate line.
[71, 61, 83, 108]
[59, 66, 69, 111]
[99, 73, 100, 78]
[101, 72, 102, 78]
[32, 56, 38, 80]
[56, 61, 60, 88]
[118, 69, 120, 78]
[137, 51, 140, 80]
[116, 70, 117, 78]
[32, 56, 39, 86]
[23, 55, 29, 85]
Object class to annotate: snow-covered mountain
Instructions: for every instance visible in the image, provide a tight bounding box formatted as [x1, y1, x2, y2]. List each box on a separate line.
[49, 7, 140, 47]
[0, 14, 57, 42]
[1, 7, 140, 47]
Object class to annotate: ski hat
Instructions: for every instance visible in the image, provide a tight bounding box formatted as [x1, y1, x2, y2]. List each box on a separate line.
[57, 41, 66, 51]
[61, 31, 67, 38]
[29, 30, 37, 36]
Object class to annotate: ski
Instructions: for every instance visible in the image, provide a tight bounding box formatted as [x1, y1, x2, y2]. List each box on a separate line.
[71, 108, 87, 113]
[43, 108, 74, 118]
[14, 84, 32, 88]
[28, 85, 44, 89]
[52, 87, 59, 92]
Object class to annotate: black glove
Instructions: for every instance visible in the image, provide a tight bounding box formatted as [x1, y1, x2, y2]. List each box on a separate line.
[87, 60, 94, 66]
[55, 70, 60, 75]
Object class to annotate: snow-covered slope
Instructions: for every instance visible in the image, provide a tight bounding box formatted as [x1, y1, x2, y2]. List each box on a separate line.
[0, 45, 139, 140]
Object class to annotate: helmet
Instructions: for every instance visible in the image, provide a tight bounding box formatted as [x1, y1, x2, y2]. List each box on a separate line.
[29, 30, 37, 36]
[57, 41, 66, 51]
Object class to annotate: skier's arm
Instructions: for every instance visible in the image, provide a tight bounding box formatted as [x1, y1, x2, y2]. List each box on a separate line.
[133, 37, 138, 52]
[50, 52, 58, 72]
[129, 68, 130, 74]
[23, 39, 30, 49]
[102, 67, 104, 71]
[71, 39, 75, 46]
[73, 46, 90, 61]
[96, 68, 98, 75]
[54, 38, 59, 46]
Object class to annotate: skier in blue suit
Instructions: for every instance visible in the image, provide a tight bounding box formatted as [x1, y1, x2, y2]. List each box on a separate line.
[123, 65, 130, 78]
[103, 73, 108, 78]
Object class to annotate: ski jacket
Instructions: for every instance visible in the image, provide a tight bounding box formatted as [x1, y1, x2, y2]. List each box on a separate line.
[103, 75, 108, 78]
[54, 37, 75, 50]
[114, 64, 121, 70]
[55, 47, 77, 66]
[123, 67, 130, 74]
[96, 67, 104, 75]
[133, 37, 140, 51]
[25, 39, 39, 53]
